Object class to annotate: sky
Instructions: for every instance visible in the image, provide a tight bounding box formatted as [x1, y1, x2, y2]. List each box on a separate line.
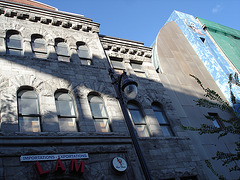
[37, 0, 240, 47]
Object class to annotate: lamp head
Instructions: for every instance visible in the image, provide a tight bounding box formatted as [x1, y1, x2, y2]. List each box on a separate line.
[121, 77, 138, 99]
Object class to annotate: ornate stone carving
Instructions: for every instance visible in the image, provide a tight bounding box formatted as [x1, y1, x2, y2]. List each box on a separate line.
[112, 46, 120, 52]
[4, 10, 17, 17]
[129, 49, 137, 55]
[62, 21, 72, 28]
[81, 25, 91, 32]
[137, 51, 144, 56]
[102, 44, 111, 50]
[17, 12, 29, 20]
[41, 18, 52, 24]
[29, 14, 41, 22]
[52, 19, 62, 26]
[0, 8, 5, 15]
[144, 53, 152, 58]
[120, 48, 128, 54]
[72, 24, 81, 30]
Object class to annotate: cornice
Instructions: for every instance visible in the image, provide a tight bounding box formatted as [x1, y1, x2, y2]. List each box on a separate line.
[100, 35, 152, 59]
[0, 1, 100, 33]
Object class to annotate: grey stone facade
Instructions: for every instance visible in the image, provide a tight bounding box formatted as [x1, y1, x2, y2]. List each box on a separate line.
[0, 1, 210, 180]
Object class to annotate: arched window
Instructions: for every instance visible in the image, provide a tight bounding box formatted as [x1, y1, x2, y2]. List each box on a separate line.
[152, 102, 173, 136]
[127, 101, 150, 137]
[55, 38, 70, 62]
[76, 42, 91, 65]
[17, 88, 41, 132]
[6, 30, 22, 55]
[55, 91, 77, 132]
[88, 94, 110, 132]
[31, 34, 47, 59]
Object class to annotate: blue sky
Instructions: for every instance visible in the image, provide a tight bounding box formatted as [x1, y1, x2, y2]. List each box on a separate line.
[37, 0, 240, 47]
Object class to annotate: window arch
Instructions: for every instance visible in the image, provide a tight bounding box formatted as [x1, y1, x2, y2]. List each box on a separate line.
[88, 94, 110, 132]
[127, 101, 150, 137]
[6, 30, 22, 55]
[55, 38, 70, 62]
[152, 102, 173, 136]
[31, 34, 47, 59]
[17, 87, 41, 132]
[76, 41, 92, 65]
[55, 91, 77, 132]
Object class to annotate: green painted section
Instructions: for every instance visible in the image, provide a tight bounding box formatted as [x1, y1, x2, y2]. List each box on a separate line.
[198, 17, 240, 73]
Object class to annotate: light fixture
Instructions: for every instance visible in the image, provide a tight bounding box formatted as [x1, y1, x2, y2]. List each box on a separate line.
[121, 72, 138, 99]
[108, 68, 151, 180]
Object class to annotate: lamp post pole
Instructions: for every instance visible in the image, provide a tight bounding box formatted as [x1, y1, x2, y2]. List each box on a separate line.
[109, 69, 152, 180]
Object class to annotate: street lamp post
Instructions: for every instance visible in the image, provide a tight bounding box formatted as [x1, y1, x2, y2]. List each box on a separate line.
[109, 68, 152, 180]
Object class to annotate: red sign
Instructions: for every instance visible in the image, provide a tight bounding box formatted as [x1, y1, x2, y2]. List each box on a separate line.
[35, 158, 85, 176]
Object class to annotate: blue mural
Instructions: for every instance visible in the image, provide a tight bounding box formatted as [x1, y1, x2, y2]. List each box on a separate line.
[166, 10, 240, 114]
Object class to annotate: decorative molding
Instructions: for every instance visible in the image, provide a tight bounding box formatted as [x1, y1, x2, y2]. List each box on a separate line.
[100, 36, 152, 60]
[0, 2, 100, 33]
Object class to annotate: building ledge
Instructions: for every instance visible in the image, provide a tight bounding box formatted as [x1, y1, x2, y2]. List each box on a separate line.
[0, 134, 132, 146]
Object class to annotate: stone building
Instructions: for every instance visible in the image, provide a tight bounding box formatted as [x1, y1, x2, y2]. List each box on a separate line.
[0, 1, 236, 180]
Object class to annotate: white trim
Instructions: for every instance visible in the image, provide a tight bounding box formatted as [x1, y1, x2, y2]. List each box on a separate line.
[20, 153, 89, 162]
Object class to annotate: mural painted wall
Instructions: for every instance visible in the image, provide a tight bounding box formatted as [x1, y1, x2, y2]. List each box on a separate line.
[166, 10, 240, 114]
[198, 17, 240, 74]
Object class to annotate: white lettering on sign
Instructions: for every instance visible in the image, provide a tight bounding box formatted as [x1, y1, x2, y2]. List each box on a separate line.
[20, 153, 89, 162]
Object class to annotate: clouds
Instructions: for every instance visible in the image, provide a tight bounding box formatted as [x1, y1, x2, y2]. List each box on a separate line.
[212, 4, 223, 14]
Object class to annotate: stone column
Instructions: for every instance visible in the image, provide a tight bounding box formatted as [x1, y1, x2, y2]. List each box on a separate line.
[23, 38, 33, 57]
[0, 30, 6, 55]
[47, 42, 57, 60]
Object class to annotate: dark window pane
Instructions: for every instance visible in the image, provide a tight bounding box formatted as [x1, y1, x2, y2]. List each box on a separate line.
[155, 111, 167, 124]
[152, 104, 161, 111]
[59, 117, 77, 132]
[128, 102, 149, 137]
[135, 125, 150, 137]
[111, 60, 125, 69]
[90, 102, 108, 118]
[57, 93, 72, 101]
[58, 56, 70, 62]
[19, 98, 39, 115]
[18, 91, 39, 115]
[152, 104, 168, 124]
[32, 38, 47, 53]
[56, 42, 70, 56]
[20, 90, 37, 98]
[129, 109, 144, 124]
[7, 49, 22, 56]
[152, 104, 173, 136]
[127, 103, 139, 110]
[89, 96, 102, 103]
[131, 63, 142, 71]
[57, 100, 75, 116]
[34, 52, 47, 59]
[94, 119, 110, 132]
[80, 59, 91, 65]
[128, 103, 145, 123]
[55, 92, 77, 132]
[213, 120, 221, 128]
[19, 116, 40, 132]
[56, 93, 75, 116]
[18, 90, 41, 132]
[208, 113, 224, 128]
[78, 45, 91, 59]
[7, 34, 22, 49]
[88, 95, 110, 132]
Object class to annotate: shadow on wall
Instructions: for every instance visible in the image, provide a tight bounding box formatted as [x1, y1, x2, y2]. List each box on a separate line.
[0, 49, 238, 179]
